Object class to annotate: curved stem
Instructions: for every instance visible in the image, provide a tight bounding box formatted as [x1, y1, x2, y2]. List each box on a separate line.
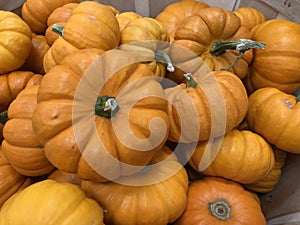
[210, 39, 265, 71]
[209, 200, 231, 220]
[95, 96, 119, 119]
[52, 24, 64, 36]
[0, 110, 8, 125]
[155, 50, 174, 72]
[184, 73, 197, 88]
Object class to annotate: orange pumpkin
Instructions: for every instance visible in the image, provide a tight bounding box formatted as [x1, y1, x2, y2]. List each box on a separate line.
[116, 11, 142, 32]
[245, 19, 300, 94]
[169, 7, 255, 81]
[48, 169, 81, 186]
[21, 0, 80, 34]
[0, 149, 31, 207]
[2, 85, 55, 176]
[233, 7, 266, 31]
[20, 34, 50, 74]
[155, 0, 210, 42]
[165, 70, 248, 142]
[45, 3, 79, 46]
[246, 87, 300, 153]
[33, 48, 170, 182]
[43, 1, 121, 72]
[0, 11, 32, 74]
[188, 129, 275, 184]
[174, 176, 266, 225]
[81, 146, 189, 225]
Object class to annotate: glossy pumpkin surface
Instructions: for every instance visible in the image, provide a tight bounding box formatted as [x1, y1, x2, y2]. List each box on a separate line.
[0, 179, 104, 225]
[175, 176, 266, 225]
[233, 7, 266, 31]
[246, 87, 300, 153]
[0, 11, 32, 74]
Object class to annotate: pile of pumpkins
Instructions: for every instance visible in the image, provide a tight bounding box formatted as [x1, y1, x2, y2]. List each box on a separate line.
[0, 0, 299, 224]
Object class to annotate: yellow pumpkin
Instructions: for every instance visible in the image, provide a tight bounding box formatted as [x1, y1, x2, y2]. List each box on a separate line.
[0, 179, 105, 225]
[0, 11, 32, 74]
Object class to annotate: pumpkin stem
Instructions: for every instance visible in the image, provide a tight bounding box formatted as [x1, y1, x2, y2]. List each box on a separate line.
[209, 200, 231, 220]
[296, 95, 300, 103]
[95, 96, 119, 119]
[0, 110, 8, 125]
[184, 73, 197, 88]
[210, 39, 265, 71]
[52, 24, 64, 36]
[155, 50, 174, 72]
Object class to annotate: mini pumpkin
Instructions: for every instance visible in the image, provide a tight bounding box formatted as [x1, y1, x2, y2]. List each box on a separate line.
[2, 85, 55, 177]
[0, 179, 105, 225]
[155, 0, 210, 42]
[0, 10, 32, 74]
[165, 70, 248, 142]
[188, 129, 275, 184]
[245, 19, 300, 94]
[246, 87, 300, 153]
[21, 0, 80, 34]
[45, 3, 79, 46]
[81, 146, 189, 225]
[174, 176, 266, 225]
[43, 1, 120, 73]
[233, 7, 266, 31]
[0, 149, 31, 207]
[169, 7, 255, 81]
[33, 48, 170, 182]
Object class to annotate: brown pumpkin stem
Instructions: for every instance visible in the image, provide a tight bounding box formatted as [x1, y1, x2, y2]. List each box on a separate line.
[209, 200, 231, 220]
[184, 73, 197, 88]
[0, 110, 8, 125]
[155, 50, 174, 72]
[210, 39, 265, 71]
[95, 96, 119, 119]
[52, 24, 64, 36]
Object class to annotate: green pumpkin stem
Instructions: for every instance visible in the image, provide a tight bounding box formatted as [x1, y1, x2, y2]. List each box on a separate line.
[210, 39, 265, 71]
[296, 95, 300, 103]
[0, 110, 8, 125]
[52, 24, 64, 36]
[209, 200, 231, 221]
[155, 50, 174, 72]
[184, 73, 197, 88]
[95, 96, 119, 119]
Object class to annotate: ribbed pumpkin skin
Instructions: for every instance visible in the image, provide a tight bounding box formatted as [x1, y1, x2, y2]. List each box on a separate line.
[165, 70, 248, 142]
[33, 48, 170, 182]
[45, 3, 79, 46]
[20, 34, 50, 74]
[2, 85, 55, 176]
[21, 0, 80, 34]
[233, 7, 266, 31]
[155, 0, 210, 42]
[0, 11, 32, 74]
[245, 147, 287, 193]
[170, 7, 252, 81]
[43, 1, 121, 73]
[0, 71, 43, 112]
[0, 180, 105, 225]
[81, 146, 189, 225]
[245, 19, 300, 94]
[116, 11, 142, 32]
[246, 87, 300, 153]
[174, 176, 266, 225]
[188, 129, 275, 184]
[0, 150, 31, 207]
